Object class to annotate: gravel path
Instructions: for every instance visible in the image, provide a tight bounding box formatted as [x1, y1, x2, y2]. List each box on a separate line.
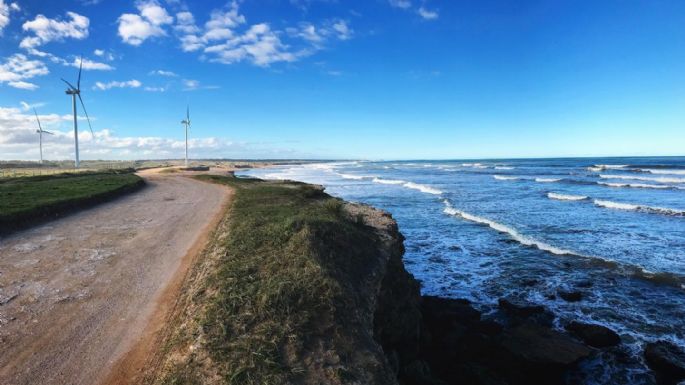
[0, 171, 230, 385]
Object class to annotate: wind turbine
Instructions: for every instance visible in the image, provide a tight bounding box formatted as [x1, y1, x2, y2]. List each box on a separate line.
[61, 57, 93, 168]
[33, 108, 53, 165]
[181, 106, 190, 168]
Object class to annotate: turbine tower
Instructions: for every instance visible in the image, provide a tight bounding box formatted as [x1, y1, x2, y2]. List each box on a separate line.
[33, 108, 53, 165]
[61, 57, 93, 168]
[181, 106, 190, 168]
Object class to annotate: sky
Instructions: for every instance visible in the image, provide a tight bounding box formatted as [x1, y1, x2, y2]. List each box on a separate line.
[0, 0, 684, 161]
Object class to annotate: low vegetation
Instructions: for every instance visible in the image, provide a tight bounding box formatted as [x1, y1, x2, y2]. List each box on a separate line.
[150, 175, 392, 385]
[0, 169, 144, 233]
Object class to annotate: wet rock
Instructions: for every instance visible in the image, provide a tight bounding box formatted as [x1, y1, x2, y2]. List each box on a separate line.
[498, 323, 592, 384]
[565, 321, 620, 348]
[645, 341, 685, 384]
[501, 323, 591, 365]
[498, 298, 545, 318]
[422, 296, 481, 331]
[558, 290, 582, 302]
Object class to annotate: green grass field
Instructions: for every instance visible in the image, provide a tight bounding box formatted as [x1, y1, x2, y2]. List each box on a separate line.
[153, 175, 383, 385]
[0, 170, 144, 232]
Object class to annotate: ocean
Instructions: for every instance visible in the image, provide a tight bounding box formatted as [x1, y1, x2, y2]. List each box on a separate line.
[239, 157, 685, 384]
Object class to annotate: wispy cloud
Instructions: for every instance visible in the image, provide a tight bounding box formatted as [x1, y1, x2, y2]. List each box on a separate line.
[388, 0, 412, 9]
[93, 79, 142, 90]
[417, 7, 439, 20]
[0, 1, 20, 35]
[0, 54, 49, 90]
[149, 69, 177, 77]
[20, 11, 90, 53]
[70, 57, 114, 71]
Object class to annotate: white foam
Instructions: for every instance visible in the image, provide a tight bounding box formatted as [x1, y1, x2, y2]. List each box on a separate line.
[640, 169, 685, 175]
[599, 174, 685, 184]
[372, 177, 405, 185]
[594, 199, 685, 216]
[535, 178, 561, 183]
[462, 163, 488, 169]
[495, 166, 514, 170]
[547, 192, 588, 201]
[338, 173, 368, 180]
[597, 181, 672, 190]
[442, 201, 576, 256]
[587, 164, 628, 172]
[494, 175, 520, 181]
[403, 182, 443, 195]
[372, 178, 443, 195]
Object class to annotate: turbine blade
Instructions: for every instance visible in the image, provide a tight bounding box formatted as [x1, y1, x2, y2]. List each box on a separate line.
[77, 94, 94, 136]
[43, 130, 55, 135]
[33, 108, 43, 131]
[77, 56, 83, 90]
[61, 78, 77, 90]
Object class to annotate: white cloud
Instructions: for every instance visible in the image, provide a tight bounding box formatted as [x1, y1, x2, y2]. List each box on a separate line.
[0, 1, 20, 35]
[20, 12, 90, 50]
[182, 79, 199, 90]
[93, 49, 115, 61]
[118, 0, 173, 46]
[71, 57, 115, 71]
[417, 7, 439, 20]
[0, 106, 309, 160]
[388, 0, 412, 9]
[149, 69, 177, 77]
[0, 54, 49, 90]
[93, 79, 142, 90]
[144, 86, 167, 92]
[287, 19, 351, 46]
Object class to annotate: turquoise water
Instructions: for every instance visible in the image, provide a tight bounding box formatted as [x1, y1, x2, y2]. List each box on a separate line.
[241, 157, 685, 384]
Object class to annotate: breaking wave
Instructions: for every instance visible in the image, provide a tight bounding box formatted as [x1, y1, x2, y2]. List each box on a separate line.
[493, 175, 521, 181]
[372, 178, 443, 195]
[535, 178, 562, 183]
[548, 192, 588, 201]
[404, 182, 443, 195]
[599, 174, 685, 184]
[442, 200, 577, 256]
[372, 177, 405, 185]
[337, 173, 370, 180]
[597, 182, 674, 190]
[593, 200, 685, 217]
[639, 169, 685, 175]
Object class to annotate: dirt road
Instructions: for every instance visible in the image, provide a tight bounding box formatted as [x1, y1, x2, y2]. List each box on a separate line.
[0, 171, 230, 385]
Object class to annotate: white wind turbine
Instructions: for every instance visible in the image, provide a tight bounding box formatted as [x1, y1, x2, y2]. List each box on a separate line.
[181, 105, 190, 168]
[33, 108, 53, 165]
[61, 57, 93, 168]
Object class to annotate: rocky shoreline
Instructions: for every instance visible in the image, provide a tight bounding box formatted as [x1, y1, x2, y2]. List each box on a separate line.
[358, 202, 685, 385]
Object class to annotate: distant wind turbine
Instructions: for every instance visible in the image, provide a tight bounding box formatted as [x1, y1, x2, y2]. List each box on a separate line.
[33, 108, 53, 165]
[181, 106, 190, 167]
[61, 57, 93, 168]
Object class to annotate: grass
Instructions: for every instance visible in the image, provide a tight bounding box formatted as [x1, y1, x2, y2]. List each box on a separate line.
[153, 175, 388, 385]
[0, 169, 144, 233]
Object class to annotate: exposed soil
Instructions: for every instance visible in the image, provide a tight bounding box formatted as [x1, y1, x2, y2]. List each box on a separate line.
[0, 170, 231, 385]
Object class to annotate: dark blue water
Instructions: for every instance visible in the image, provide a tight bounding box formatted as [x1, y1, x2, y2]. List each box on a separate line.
[241, 157, 685, 384]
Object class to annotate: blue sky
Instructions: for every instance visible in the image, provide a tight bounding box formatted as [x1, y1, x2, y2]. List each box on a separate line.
[1, 0, 684, 160]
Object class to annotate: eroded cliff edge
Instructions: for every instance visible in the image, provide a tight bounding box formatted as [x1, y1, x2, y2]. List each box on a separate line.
[140, 175, 683, 385]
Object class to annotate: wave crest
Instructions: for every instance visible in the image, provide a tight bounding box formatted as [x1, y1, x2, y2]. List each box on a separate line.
[548, 192, 588, 201]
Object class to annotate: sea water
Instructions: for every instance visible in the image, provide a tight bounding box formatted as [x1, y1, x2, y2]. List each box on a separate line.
[240, 157, 685, 384]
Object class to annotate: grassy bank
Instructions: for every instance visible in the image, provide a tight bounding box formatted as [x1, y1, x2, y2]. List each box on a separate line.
[0, 170, 144, 233]
[150, 175, 397, 385]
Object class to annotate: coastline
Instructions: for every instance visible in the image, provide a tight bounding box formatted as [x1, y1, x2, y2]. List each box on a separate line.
[136, 173, 685, 385]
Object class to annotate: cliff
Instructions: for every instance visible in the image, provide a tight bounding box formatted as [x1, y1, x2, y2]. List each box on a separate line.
[141, 175, 641, 385]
